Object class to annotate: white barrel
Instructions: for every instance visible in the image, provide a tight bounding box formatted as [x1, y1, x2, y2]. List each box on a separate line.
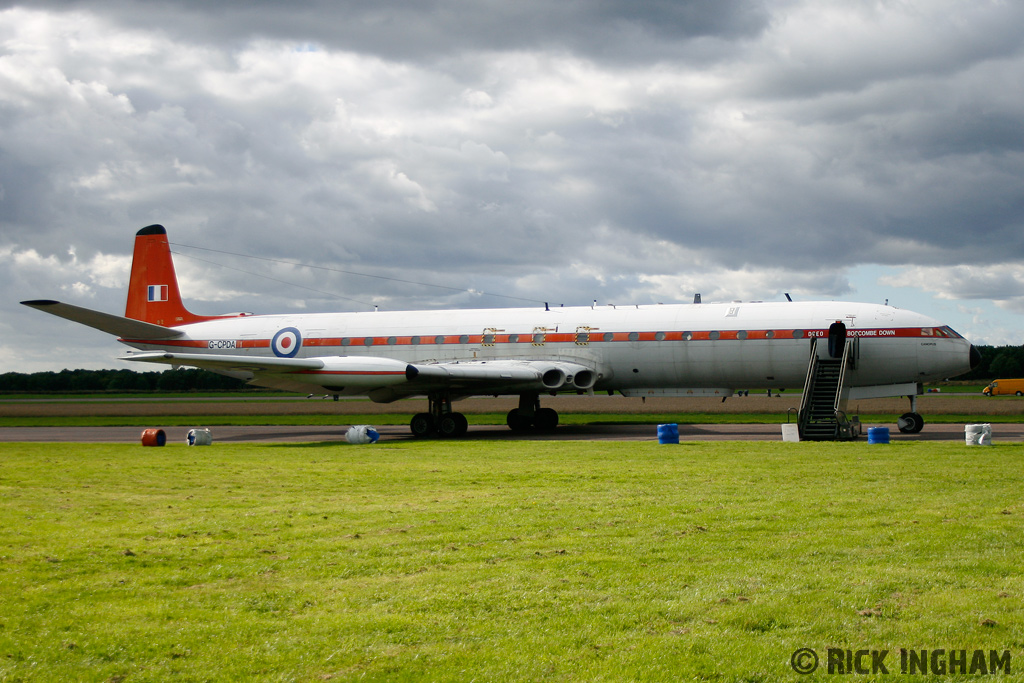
[346, 425, 380, 444]
[187, 428, 213, 446]
[965, 423, 992, 446]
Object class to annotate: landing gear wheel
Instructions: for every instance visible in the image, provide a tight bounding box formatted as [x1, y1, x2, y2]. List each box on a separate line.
[438, 412, 469, 438]
[534, 407, 559, 431]
[410, 412, 436, 438]
[506, 408, 533, 432]
[897, 412, 924, 434]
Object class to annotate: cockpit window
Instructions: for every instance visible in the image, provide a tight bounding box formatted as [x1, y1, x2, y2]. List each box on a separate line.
[936, 325, 963, 339]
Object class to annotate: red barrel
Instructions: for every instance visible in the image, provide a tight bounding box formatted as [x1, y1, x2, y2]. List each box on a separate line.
[140, 428, 166, 447]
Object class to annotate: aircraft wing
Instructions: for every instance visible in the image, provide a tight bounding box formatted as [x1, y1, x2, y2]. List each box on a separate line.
[123, 352, 597, 402]
[376, 359, 597, 403]
[21, 300, 183, 340]
[408, 360, 595, 390]
[123, 351, 329, 373]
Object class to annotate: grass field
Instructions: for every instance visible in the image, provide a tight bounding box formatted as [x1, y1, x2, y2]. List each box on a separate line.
[1, 440, 1022, 681]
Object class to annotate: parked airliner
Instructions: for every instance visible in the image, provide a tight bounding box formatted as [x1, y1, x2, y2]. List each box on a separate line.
[22, 225, 980, 437]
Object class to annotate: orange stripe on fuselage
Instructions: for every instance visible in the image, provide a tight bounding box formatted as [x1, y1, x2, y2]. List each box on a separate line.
[121, 327, 938, 352]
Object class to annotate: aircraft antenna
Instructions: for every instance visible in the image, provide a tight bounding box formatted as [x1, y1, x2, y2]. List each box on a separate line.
[170, 250, 374, 307]
[785, 293, 793, 302]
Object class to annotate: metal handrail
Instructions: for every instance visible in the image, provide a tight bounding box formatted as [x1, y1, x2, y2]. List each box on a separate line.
[832, 336, 853, 414]
[797, 337, 818, 427]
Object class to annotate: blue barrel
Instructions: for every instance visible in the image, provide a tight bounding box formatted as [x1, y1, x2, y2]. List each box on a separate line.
[867, 427, 890, 444]
[657, 423, 679, 444]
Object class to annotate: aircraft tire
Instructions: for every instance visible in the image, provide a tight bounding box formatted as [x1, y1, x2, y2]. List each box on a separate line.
[897, 412, 924, 434]
[438, 413, 469, 438]
[506, 408, 532, 431]
[534, 407, 559, 431]
[410, 412, 436, 438]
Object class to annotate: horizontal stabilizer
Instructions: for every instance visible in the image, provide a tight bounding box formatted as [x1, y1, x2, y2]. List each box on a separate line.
[20, 300, 183, 340]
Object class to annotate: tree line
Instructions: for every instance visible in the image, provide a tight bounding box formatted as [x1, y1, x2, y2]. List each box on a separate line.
[961, 345, 1024, 382]
[0, 345, 1020, 394]
[0, 368, 252, 394]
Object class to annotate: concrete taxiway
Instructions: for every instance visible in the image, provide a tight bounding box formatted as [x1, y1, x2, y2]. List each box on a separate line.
[1, 422, 1021, 443]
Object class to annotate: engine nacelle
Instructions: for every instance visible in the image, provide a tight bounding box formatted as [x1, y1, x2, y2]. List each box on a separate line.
[569, 368, 597, 390]
[541, 367, 567, 389]
[530, 362, 598, 390]
[406, 359, 598, 392]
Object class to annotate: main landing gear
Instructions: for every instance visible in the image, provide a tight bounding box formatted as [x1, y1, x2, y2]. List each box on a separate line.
[409, 393, 561, 438]
[505, 394, 559, 432]
[409, 394, 468, 438]
[897, 393, 924, 434]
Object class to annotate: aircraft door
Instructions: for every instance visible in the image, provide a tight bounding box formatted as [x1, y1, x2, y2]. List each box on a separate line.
[827, 322, 846, 359]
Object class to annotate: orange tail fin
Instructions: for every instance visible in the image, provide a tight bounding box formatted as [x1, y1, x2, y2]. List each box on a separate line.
[125, 225, 221, 326]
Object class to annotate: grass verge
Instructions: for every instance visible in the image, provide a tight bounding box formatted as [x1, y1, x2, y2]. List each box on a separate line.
[1, 440, 1022, 681]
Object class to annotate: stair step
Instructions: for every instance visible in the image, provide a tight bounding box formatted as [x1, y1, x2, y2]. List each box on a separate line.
[799, 353, 851, 441]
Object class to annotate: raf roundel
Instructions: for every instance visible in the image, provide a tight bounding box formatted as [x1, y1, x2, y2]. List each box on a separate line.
[271, 327, 302, 358]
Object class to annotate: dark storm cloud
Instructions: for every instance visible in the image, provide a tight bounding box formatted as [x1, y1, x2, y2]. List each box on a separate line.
[3, 0, 1024, 367]
[4, 0, 770, 62]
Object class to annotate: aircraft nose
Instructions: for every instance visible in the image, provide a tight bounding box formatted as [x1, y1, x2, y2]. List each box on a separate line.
[970, 344, 982, 370]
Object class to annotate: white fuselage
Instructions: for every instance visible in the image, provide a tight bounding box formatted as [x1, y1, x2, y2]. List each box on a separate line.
[121, 300, 974, 396]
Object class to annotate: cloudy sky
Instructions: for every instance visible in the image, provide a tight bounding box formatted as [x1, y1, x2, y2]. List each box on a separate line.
[2, 0, 1023, 371]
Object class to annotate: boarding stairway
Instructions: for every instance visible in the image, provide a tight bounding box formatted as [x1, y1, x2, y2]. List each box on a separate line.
[797, 334, 859, 441]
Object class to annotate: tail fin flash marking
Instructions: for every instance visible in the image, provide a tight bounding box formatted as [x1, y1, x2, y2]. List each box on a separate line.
[125, 225, 229, 327]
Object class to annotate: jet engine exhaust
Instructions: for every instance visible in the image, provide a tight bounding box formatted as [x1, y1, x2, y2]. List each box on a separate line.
[542, 368, 566, 389]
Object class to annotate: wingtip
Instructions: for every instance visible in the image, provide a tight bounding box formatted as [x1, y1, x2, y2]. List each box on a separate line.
[21, 299, 60, 307]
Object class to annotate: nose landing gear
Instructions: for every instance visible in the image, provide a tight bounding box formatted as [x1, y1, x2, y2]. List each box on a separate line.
[897, 393, 924, 434]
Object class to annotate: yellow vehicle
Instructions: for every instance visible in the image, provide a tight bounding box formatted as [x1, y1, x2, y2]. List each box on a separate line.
[983, 379, 1024, 396]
